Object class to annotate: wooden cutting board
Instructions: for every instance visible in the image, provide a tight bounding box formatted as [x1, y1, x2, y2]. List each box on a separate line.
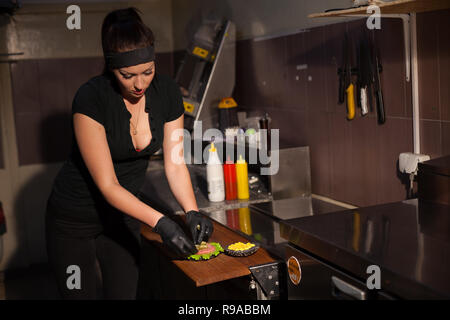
[141, 216, 277, 287]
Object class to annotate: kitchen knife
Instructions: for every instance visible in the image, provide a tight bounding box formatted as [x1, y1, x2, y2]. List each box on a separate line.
[344, 33, 356, 120]
[374, 55, 385, 124]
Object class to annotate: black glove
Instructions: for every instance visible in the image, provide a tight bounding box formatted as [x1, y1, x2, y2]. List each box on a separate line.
[185, 210, 214, 245]
[153, 216, 197, 257]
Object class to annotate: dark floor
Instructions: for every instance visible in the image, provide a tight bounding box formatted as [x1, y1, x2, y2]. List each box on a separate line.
[3, 263, 60, 300]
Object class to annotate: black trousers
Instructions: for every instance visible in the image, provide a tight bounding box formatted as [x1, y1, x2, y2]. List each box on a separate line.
[45, 204, 142, 300]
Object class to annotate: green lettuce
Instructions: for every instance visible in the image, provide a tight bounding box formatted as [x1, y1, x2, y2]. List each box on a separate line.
[187, 242, 224, 261]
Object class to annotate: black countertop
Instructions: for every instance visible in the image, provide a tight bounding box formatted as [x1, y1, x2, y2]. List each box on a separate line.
[280, 199, 450, 299]
[199, 196, 349, 261]
[419, 155, 450, 176]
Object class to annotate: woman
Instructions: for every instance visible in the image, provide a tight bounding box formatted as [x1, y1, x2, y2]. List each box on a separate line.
[45, 7, 213, 300]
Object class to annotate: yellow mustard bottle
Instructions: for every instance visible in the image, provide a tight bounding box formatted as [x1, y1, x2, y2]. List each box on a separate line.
[236, 155, 249, 200]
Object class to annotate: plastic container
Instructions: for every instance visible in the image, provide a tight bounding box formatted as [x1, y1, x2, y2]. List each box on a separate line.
[259, 113, 271, 151]
[223, 159, 237, 200]
[236, 154, 249, 200]
[218, 97, 239, 133]
[206, 142, 225, 202]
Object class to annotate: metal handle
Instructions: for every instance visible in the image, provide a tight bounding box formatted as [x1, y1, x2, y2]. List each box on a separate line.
[375, 90, 385, 124]
[361, 87, 369, 116]
[331, 276, 367, 300]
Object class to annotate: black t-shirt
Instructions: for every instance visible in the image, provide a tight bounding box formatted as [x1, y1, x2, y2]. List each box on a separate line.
[48, 72, 184, 222]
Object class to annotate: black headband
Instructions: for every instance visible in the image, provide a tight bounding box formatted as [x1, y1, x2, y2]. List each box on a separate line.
[105, 45, 155, 69]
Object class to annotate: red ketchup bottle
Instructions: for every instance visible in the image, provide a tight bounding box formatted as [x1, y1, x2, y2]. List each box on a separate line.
[223, 159, 237, 200]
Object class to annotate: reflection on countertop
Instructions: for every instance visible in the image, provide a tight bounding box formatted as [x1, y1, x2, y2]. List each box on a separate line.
[280, 199, 450, 299]
[200, 196, 350, 261]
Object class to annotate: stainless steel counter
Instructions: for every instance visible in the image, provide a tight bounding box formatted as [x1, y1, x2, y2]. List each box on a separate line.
[138, 160, 272, 215]
[250, 196, 349, 221]
[199, 196, 349, 261]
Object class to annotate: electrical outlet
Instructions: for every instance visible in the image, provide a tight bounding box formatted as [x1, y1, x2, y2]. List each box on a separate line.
[399, 152, 430, 175]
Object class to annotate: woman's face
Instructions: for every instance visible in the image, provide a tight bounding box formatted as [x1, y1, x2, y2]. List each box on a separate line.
[112, 61, 155, 101]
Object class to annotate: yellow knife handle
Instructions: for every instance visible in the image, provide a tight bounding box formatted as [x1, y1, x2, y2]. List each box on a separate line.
[346, 83, 356, 120]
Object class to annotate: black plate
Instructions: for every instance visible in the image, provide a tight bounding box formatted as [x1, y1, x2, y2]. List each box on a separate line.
[224, 244, 259, 257]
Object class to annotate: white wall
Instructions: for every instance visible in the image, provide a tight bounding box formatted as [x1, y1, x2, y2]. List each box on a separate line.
[6, 0, 175, 60]
[171, 0, 354, 50]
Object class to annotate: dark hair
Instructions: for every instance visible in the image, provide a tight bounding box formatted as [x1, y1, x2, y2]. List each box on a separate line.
[101, 7, 155, 74]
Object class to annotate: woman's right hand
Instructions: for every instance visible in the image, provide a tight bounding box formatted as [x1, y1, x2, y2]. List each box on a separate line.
[153, 216, 197, 257]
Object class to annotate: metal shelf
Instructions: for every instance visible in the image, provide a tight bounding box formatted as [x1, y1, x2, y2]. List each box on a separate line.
[308, 0, 450, 18]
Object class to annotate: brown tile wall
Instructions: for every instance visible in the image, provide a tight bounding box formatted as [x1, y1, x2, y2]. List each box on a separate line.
[417, 9, 450, 159]
[10, 57, 104, 166]
[234, 10, 450, 207]
[0, 121, 3, 169]
[10, 53, 174, 165]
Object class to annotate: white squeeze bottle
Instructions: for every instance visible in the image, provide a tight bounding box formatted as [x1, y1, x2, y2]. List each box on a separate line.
[206, 142, 225, 202]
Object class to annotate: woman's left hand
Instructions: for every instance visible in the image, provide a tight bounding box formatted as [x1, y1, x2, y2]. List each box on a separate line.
[185, 210, 214, 244]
